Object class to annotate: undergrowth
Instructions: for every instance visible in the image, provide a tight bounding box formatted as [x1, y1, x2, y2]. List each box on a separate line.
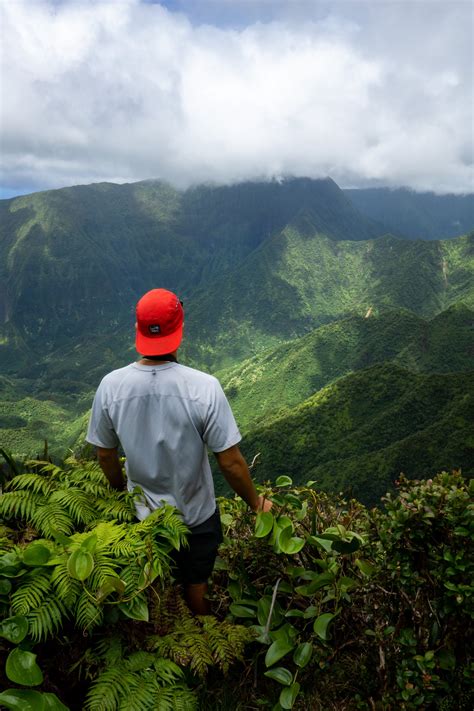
[0, 456, 472, 710]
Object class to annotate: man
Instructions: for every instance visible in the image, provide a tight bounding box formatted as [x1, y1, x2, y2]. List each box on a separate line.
[86, 288, 271, 614]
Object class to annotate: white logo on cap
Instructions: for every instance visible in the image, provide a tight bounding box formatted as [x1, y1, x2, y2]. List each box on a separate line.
[149, 324, 161, 334]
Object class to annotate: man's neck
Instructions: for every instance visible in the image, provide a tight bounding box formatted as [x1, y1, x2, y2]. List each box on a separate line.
[138, 351, 178, 366]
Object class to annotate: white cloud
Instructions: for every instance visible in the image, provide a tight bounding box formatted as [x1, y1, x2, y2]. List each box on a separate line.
[0, 0, 472, 194]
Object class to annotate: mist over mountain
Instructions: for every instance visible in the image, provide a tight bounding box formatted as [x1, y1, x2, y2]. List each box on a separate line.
[345, 187, 474, 240]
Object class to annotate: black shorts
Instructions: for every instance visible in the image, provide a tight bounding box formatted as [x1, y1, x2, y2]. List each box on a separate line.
[171, 507, 223, 585]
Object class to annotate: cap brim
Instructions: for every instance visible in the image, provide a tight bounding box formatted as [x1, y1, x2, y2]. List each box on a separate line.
[136, 323, 183, 356]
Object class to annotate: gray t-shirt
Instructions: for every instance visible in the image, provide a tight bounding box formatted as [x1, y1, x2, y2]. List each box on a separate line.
[86, 362, 241, 526]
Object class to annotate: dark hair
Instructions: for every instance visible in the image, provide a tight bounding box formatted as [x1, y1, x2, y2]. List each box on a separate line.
[141, 354, 177, 362]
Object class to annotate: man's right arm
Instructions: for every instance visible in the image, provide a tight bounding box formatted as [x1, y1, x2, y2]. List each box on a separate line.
[214, 445, 272, 512]
[96, 446, 126, 491]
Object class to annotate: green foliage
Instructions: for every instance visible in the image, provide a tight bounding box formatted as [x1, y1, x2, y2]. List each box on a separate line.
[203, 472, 473, 710]
[0, 460, 252, 709]
[146, 585, 253, 677]
[84, 650, 197, 711]
[0, 458, 137, 536]
[218, 304, 474, 433]
[237, 363, 474, 505]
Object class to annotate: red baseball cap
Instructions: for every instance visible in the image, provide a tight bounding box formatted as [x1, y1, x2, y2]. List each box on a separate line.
[135, 289, 184, 356]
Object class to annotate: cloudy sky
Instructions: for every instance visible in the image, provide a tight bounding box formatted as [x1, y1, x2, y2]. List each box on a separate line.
[0, 0, 472, 198]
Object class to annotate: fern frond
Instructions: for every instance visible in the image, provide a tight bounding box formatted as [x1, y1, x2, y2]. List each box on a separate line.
[31, 502, 75, 536]
[94, 497, 136, 522]
[85, 661, 195, 711]
[87, 551, 121, 590]
[153, 686, 198, 711]
[75, 480, 110, 497]
[89, 521, 129, 548]
[50, 488, 97, 525]
[201, 617, 237, 673]
[51, 556, 82, 606]
[27, 596, 68, 641]
[151, 623, 215, 677]
[152, 657, 184, 685]
[76, 590, 104, 631]
[26, 461, 64, 478]
[11, 569, 51, 615]
[125, 651, 156, 672]
[118, 680, 158, 711]
[0, 490, 45, 522]
[118, 560, 143, 595]
[93, 635, 123, 666]
[7, 473, 56, 496]
[85, 666, 133, 711]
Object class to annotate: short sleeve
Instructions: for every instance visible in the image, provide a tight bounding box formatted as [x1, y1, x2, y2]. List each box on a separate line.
[202, 379, 241, 453]
[86, 380, 120, 449]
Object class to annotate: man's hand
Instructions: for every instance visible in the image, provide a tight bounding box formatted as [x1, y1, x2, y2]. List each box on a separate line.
[255, 494, 272, 513]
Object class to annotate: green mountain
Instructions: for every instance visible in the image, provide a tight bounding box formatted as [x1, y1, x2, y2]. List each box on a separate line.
[234, 364, 474, 505]
[1, 177, 473, 498]
[345, 187, 474, 240]
[218, 303, 474, 432]
[186, 225, 473, 369]
[0, 177, 378, 364]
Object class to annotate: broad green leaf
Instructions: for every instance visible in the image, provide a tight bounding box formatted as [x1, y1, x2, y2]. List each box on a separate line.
[332, 537, 360, 554]
[0, 578, 12, 595]
[0, 552, 22, 576]
[269, 623, 298, 645]
[23, 544, 51, 567]
[249, 624, 270, 644]
[279, 682, 300, 709]
[293, 642, 312, 668]
[355, 559, 376, 577]
[229, 603, 256, 618]
[6, 648, 44, 686]
[0, 615, 29, 643]
[294, 501, 308, 521]
[284, 609, 304, 618]
[67, 549, 94, 581]
[276, 516, 293, 530]
[283, 494, 302, 509]
[275, 476, 293, 487]
[295, 572, 334, 596]
[264, 667, 293, 685]
[257, 595, 283, 627]
[265, 639, 294, 668]
[220, 513, 233, 526]
[277, 526, 305, 555]
[313, 612, 336, 640]
[255, 511, 274, 538]
[43, 693, 70, 710]
[307, 536, 332, 552]
[118, 596, 149, 622]
[80, 534, 98, 553]
[0, 690, 45, 711]
[96, 576, 125, 603]
[438, 649, 456, 671]
[50, 531, 71, 547]
[339, 576, 358, 593]
[285, 566, 306, 578]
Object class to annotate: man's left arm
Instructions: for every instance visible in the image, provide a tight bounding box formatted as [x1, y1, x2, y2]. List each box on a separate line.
[96, 447, 126, 491]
